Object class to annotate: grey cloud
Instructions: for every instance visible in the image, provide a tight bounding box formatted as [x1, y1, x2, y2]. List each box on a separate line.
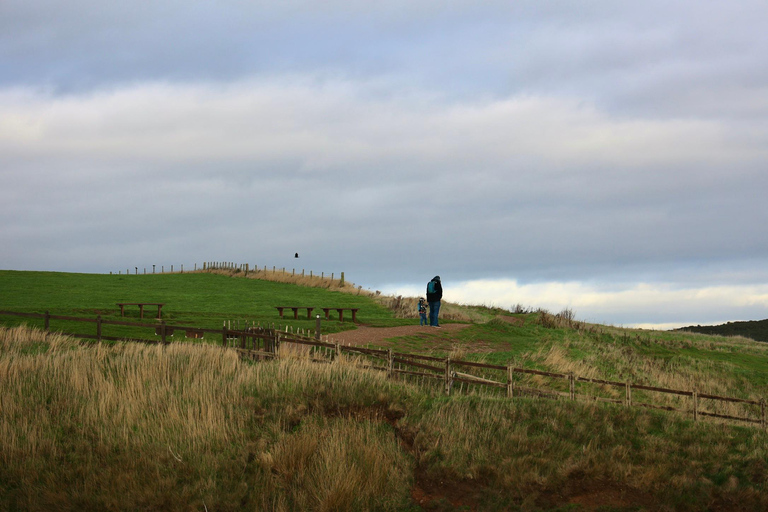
[3, 0, 768, 324]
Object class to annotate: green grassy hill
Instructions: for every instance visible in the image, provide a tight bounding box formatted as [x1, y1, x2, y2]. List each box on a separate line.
[0, 269, 399, 336]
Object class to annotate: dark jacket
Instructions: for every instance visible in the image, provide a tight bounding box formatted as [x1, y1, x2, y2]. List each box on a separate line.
[426, 276, 442, 302]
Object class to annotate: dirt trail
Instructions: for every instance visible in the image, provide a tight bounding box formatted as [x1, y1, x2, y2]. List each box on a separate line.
[332, 323, 471, 346]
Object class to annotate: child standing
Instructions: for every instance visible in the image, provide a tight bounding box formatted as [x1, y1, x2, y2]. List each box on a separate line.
[418, 297, 428, 326]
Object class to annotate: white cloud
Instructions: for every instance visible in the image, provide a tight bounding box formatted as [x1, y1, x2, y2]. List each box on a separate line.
[2, 80, 761, 170]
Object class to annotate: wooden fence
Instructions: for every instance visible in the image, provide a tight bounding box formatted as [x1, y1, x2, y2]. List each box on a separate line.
[1, 310, 765, 429]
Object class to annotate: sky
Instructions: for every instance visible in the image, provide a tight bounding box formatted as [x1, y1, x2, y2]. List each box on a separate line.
[2, 1, 768, 329]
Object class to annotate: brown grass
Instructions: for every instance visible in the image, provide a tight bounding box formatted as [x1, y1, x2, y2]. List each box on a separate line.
[0, 325, 413, 511]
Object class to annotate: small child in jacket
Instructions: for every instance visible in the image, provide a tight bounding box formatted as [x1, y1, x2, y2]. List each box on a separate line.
[418, 297, 428, 326]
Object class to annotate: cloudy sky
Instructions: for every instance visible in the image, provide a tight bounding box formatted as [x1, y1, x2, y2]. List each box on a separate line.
[2, 1, 767, 328]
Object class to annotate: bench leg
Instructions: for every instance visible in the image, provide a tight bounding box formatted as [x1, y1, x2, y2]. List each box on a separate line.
[338, 309, 344, 322]
[292, 308, 299, 319]
[352, 310, 357, 322]
[157, 306, 162, 319]
[139, 305, 144, 319]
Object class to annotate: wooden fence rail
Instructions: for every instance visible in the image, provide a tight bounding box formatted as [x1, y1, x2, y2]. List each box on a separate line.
[1, 310, 765, 430]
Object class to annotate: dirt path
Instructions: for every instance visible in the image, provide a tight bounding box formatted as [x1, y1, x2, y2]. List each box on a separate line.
[333, 323, 471, 346]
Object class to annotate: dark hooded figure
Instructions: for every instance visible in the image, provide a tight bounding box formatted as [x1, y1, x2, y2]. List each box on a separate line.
[426, 276, 443, 327]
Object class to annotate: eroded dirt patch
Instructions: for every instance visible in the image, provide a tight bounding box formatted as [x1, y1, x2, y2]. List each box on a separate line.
[333, 323, 472, 346]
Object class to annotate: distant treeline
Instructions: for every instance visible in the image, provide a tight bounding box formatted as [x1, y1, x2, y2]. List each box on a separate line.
[677, 319, 768, 342]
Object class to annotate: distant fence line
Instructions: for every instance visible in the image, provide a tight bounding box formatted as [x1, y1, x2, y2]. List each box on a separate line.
[1, 310, 765, 430]
[110, 262, 345, 285]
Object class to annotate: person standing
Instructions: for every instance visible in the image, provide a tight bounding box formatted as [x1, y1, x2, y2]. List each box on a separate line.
[426, 276, 442, 327]
[418, 297, 428, 326]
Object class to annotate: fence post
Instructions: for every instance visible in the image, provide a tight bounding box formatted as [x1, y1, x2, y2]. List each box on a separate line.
[315, 315, 321, 340]
[444, 358, 452, 395]
[44, 310, 50, 332]
[335, 342, 341, 361]
[625, 382, 632, 407]
[569, 372, 575, 400]
[761, 399, 766, 430]
[507, 365, 514, 398]
[161, 320, 167, 344]
[693, 389, 698, 422]
[222, 323, 228, 347]
[96, 315, 102, 342]
[387, 349, 394, 379]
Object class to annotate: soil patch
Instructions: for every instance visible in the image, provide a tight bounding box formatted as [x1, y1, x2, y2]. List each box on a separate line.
[333, 323, 471, 346]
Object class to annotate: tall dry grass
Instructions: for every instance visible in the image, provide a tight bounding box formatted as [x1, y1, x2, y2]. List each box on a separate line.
[4, 325, 768, 510]
[199, 267, 364, 294]
[0, 325, 414, 511]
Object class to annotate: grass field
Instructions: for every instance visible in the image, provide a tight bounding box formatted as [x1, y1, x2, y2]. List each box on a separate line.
[3, 269, 768, 510]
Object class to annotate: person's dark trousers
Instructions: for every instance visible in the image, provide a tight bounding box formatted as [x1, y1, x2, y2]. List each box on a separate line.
[429, 301, 441, 326]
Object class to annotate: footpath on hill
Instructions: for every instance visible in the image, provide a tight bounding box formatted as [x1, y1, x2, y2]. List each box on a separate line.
[332, 323, 471, 346]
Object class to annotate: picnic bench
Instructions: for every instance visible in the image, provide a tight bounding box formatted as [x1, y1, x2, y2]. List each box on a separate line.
[116, 302, 165, 319]
[274, 307, 315, 320]
[321, 307, 359, 322]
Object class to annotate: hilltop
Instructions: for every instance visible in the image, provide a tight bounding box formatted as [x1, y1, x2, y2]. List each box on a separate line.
[677, 318, 768, 343]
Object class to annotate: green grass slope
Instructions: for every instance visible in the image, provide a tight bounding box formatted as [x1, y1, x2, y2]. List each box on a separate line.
[0, 269, 400, 336]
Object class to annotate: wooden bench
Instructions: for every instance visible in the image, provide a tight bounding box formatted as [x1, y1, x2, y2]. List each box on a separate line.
[275, 307, 315, 320]
[117, 302, 165, 319]
[321, 307, 359, 322]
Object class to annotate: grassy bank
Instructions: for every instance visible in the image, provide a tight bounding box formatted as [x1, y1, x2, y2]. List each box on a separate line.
[2, 326, 768, 511]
